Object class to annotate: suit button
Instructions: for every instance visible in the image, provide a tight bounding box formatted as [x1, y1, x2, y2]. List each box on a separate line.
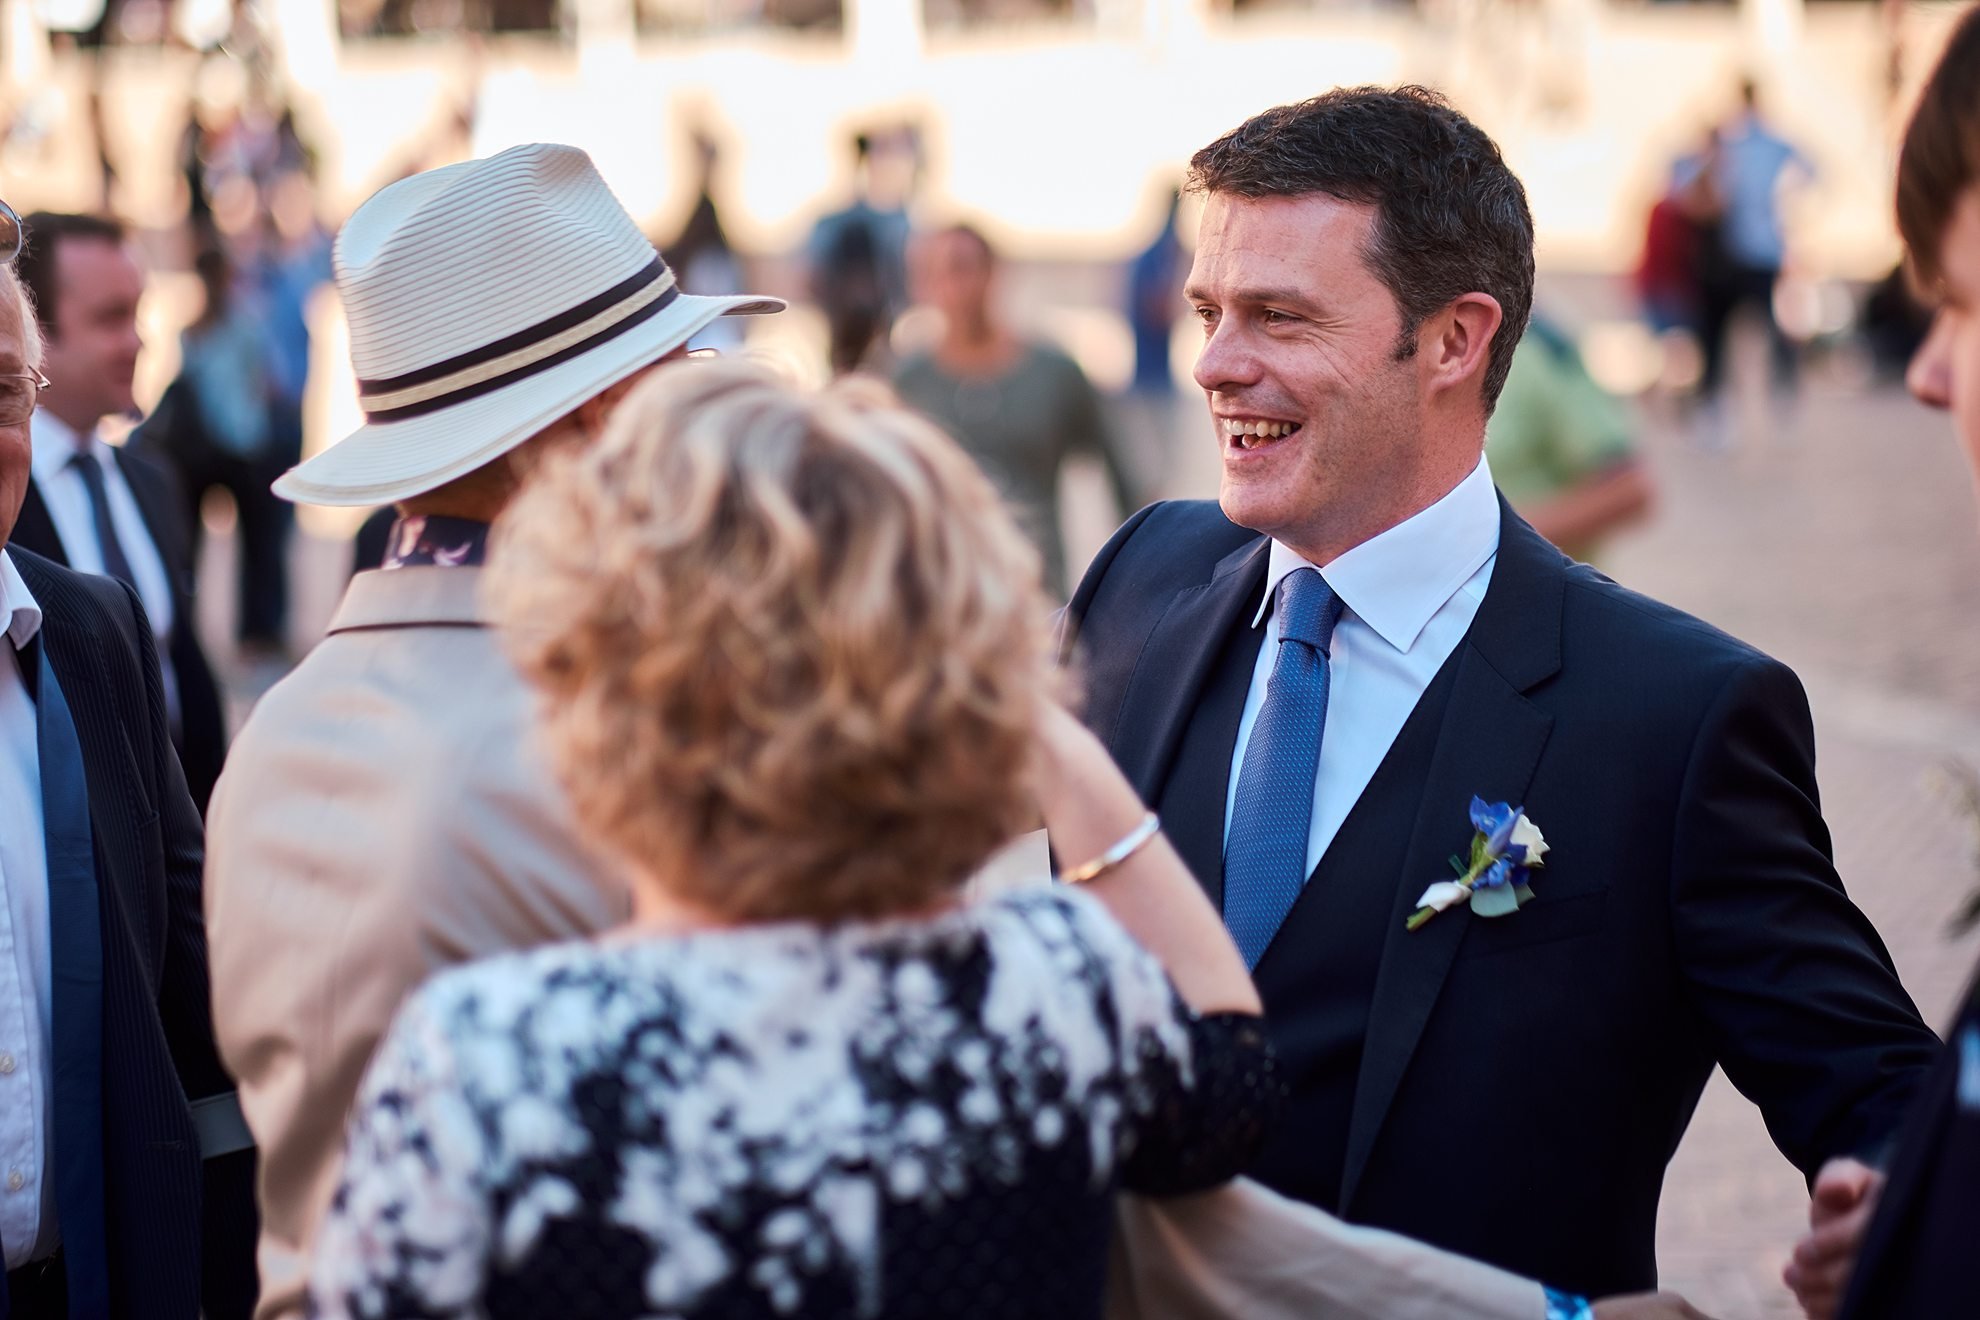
[6, 1169, 22, 1192]
[0, 1053, 13, 1074]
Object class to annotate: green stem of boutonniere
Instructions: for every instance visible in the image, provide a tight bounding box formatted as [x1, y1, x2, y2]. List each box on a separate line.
[1405, 853, 1492, 931]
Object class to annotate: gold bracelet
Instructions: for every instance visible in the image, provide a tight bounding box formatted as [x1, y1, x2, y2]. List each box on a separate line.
[1059, 812, 1162, 885]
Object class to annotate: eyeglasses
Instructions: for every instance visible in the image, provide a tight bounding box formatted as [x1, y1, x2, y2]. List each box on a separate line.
[0, 371, 51, 426]
[0, 200, 22, 267]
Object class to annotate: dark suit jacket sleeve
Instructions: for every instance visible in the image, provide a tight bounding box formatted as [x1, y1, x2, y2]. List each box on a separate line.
[113, 577, 261, 1315]
[112, 576, 232, 1102]
[1671, 655, 1938, 1175]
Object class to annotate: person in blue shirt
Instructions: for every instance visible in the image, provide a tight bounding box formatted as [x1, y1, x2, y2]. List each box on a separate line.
[1686, 80, 1814, 439]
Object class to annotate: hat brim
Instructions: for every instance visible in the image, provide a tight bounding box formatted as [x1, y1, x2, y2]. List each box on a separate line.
[274, 290, 786, 507]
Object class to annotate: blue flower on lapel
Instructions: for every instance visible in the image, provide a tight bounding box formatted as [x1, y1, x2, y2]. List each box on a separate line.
[1407, 796, 1549, 931]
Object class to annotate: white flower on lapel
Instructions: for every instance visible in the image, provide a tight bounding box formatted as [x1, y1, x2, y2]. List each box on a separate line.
[1405, 797, 1549, 931]
[1509, 815, 1549, 866]
[1412, 881, 1471, 915]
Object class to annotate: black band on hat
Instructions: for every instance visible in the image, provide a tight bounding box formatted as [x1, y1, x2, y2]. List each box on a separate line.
[358, 257, 680, 422]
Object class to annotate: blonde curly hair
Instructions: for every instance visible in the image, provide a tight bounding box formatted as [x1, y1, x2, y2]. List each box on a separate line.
[488, 360, 1058, 923]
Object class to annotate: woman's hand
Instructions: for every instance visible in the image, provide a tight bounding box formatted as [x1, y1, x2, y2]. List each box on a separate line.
[1030, 700, 1145, 838]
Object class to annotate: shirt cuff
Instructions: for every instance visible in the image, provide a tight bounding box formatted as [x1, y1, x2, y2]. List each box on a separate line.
[1545, 1286, 1595, 1320]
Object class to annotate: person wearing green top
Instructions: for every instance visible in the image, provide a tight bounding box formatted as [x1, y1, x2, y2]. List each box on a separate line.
[1486, 316, 1654, 563]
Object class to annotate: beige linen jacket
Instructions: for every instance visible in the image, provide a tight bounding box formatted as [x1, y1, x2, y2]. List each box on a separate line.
[1108, 1178, 1545, 1319]
[204, 567, 629, 1320]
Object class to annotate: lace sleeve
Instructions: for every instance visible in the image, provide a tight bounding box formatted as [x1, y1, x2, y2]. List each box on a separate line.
[307, 989, 493, 1319]
[1050, 892, 1284, 1196]
[1118, 1008, 1281, 1196]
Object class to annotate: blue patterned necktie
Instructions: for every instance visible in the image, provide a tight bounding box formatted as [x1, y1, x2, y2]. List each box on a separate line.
[1224, 567, 1345, 969]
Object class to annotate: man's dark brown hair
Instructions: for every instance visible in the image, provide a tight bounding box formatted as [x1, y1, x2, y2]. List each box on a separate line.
[1187, 85, 1535, 412]
[1898, 6, 1980, 292]
[16, 211, 125, 335]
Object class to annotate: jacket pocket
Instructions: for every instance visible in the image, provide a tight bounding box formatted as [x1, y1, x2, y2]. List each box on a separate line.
[1456, 887, 1610, 960]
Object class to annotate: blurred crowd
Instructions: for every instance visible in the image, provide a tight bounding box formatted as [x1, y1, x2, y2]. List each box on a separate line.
[8, 54, 1953, 700]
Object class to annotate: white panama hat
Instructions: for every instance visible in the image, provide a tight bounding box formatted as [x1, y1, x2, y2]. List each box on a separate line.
[275, 142, 784, 506]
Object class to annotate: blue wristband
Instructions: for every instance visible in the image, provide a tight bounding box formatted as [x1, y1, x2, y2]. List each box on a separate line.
[1545, 1287, 1594, 1320]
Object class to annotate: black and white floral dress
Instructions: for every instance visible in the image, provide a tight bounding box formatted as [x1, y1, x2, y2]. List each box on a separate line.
[307, 888, 1278, 1320]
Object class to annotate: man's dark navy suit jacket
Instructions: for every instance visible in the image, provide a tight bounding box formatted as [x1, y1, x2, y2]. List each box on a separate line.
[1064, 497, 1938, 1297]
[1, 549, 254, 1318]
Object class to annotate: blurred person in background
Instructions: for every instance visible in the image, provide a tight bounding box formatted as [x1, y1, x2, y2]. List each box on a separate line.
[149, 245, 294, 663]
[1688, 80, 1815, 444]
[309, 360, 1278, 1319]
[1486, 315, 1653, 564]
[1785, 10, 1980, 1317]
[7, 211, 230, 814]
[807, 128, 914, 376]
[895, 222, 1137, 598]
[202, 143, 784, 1320]
[249, 174, 334, 465]
[1118, 183, 1188, 495]
[1129, 187, 1186, 400]
[663, 131, 748, 353]
[1636, 134, 1720, 352]
[0, 219, 257, 1320]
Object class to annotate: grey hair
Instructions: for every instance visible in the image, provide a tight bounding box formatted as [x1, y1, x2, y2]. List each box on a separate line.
[0, 265, 43, 369]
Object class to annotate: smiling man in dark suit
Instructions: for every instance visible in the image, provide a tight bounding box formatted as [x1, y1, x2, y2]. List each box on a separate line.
[1062, 87, 1939, 1302]
[6, 212, 227, 813]
[0, 229, 253, 1316]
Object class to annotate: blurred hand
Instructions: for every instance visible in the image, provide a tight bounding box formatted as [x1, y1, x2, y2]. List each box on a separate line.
[1592, 1292, 1714, 1319]
[1027, 699, 1148, 840]
[1783, 1156, 1884, 1320]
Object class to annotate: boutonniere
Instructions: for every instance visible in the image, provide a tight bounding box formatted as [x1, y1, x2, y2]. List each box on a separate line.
[1407, 796, 1548, 931]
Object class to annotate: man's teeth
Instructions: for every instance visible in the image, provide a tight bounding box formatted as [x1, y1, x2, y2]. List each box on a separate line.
[1225, 420, 1299, 447]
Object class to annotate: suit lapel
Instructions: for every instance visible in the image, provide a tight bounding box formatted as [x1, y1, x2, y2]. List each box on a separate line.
[30, 629, 113, 1319]
[9, 483, 68, 566]
[1111, 537, 1269, 901]
[1338, 505, 1566, 1210]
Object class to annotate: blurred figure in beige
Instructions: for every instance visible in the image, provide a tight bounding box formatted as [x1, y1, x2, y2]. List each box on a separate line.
[201, 143, 783, 1319]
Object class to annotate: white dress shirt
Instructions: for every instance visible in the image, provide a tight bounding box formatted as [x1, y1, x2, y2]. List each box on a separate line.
[29, 409, 178, 727]
[1224, 456, 1501, 883]
[0, 550, 55, 1267]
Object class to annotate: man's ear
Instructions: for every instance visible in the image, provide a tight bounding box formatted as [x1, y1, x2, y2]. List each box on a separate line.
[571, 389, 615, 437]
[1423, 293, 1505, 399]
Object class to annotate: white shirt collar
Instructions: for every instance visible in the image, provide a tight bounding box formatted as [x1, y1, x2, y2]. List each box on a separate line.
[0, 550, 43, 650]
[28, 408, 107, 487]
[1251, 454, 1501, 653]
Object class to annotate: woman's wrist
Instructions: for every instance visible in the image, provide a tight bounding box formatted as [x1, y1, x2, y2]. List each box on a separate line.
[1058, 812, 1161, 886]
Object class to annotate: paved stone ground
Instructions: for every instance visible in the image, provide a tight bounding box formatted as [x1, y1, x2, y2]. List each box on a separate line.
[1608, 383, 1980, 1320]
[200, 360, 1980, 1320]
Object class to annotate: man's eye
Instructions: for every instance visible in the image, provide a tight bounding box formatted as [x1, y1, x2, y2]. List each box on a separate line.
[1261, 309, 1296, 326]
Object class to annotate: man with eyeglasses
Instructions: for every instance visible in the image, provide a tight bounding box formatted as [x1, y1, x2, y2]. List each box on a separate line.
[0, 200, 258, 1316]
[5, 212, 228, 814]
